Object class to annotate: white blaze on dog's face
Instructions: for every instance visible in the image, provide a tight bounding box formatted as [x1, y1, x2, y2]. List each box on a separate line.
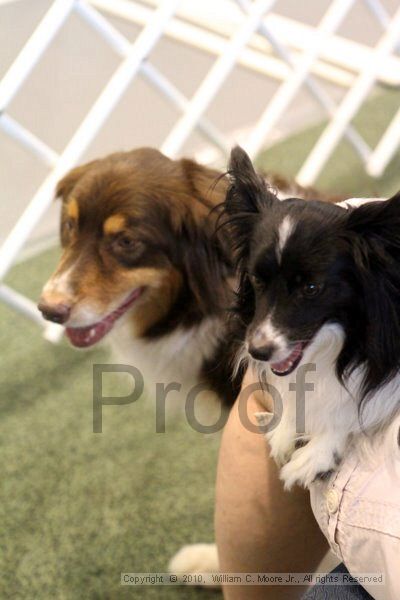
[38, 148, 228, 348]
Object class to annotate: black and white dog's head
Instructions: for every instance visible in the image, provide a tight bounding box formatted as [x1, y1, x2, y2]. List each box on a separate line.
[224, 146, 400, 403]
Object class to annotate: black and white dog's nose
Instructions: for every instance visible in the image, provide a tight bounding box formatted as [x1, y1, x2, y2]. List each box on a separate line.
[248, 343, 277, 362]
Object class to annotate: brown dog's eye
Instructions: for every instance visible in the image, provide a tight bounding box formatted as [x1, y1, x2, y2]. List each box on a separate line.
[302, 282, 322, 298]
[116, 236, 135, 250]
[64, 218, 75, 233]
[62, 219, 76, 240]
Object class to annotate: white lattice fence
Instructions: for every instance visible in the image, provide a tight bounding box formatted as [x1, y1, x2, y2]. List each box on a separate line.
[1, 0, 400, 340]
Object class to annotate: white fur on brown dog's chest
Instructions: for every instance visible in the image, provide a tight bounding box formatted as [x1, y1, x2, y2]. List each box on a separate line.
[108, 314, 225, 417]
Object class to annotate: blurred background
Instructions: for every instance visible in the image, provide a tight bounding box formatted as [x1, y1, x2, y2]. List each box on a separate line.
[2, 0, 400, 251]
[1, 0, 400, 598]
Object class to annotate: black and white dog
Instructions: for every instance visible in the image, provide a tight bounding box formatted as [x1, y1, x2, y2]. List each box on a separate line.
[224, 146, 400, 489]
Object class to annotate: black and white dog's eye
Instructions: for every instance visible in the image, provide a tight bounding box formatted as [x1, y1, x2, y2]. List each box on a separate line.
[302, 282, 322, 298]
[249, 273, 263, 289]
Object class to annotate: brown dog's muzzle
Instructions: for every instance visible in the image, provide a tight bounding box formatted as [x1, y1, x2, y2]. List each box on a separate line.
[37, 299, 71, 324]
[38, 263, 76, 324]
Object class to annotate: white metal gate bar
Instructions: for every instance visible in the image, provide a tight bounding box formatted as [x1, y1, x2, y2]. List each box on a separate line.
[0, 0, 75, 111]
[236, 0, 370, 162]
[363, 0, 400, 177]
[363, 0, 400, 49]
[0, 283, 49, 328]
[75, 0, 230, 154]
[0, 113, 59, 166]
[364, 0, 392, 26]
[261, 13, 400, 85]
[161, 0, 276, 157]
[297, 4, 400, 187]
[92, 0, 356, 88]
[99, 0, 400, 87]
[142, 62, 230, 155]
[245, 0, 356, 158]
[367, 108, 400, 178]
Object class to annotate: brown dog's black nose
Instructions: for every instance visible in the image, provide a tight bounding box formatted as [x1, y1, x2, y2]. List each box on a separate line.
[248, 343, 276, 362]
[38, 301, 71, 324]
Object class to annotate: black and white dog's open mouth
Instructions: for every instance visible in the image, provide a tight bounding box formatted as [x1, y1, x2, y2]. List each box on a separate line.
[270, 340, 310, 376]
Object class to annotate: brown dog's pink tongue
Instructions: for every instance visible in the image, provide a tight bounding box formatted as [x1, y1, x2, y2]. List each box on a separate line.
[65, 287, 143, 348]
[66, 318, 114, 348]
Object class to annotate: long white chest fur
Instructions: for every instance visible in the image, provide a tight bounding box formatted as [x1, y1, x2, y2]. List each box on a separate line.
[258, 323, 400, 489]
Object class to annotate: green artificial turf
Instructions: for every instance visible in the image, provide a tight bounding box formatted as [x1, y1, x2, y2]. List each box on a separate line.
[0, 249, 221, 599]
[2, 87, 400, 599]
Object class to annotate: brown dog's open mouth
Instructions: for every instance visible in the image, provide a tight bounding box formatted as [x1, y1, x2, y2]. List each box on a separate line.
[66, 287, 144, 348]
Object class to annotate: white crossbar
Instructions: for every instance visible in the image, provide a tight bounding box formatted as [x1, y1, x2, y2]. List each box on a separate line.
[96, 0, 400, 86]
[76, 0, 230, 154]
[236, 0, 370, 162]
[162, 0, 277, 157]
[297, 5, 400, 186]
[367, 108, 400, 177]
[0, 0, 75, 111]
[0, 0, 179, 281]
[245, 0, 355, 158]
[0, 114, 59, 166]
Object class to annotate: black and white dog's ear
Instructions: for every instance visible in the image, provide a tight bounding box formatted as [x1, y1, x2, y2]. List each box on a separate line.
[344, 193, 400, 399]
[346, 192, 400, 247]
[225, 146, 276, 215]
[220, 146, 277, 265]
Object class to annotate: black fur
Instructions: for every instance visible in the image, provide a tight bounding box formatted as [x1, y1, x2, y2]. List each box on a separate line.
[141, 203, 235, 336]
[201, 331, 245, 406]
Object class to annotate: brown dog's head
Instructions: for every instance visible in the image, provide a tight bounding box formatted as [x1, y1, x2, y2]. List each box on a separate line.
[38, 148, 231, 347]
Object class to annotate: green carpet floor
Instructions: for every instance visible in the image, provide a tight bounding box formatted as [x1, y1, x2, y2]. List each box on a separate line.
[1, 248, 221, 600]
[2, 88, 400, 599]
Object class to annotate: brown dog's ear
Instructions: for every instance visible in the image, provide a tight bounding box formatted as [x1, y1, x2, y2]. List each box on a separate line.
[166, 157, 232, 315]
[55, 159, 98, 201]
[179, 157, 226, 212]
[178, 215, 233, 316]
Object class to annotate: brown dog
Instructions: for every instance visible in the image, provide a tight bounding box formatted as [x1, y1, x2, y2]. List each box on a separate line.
[38, 148, 243, 407]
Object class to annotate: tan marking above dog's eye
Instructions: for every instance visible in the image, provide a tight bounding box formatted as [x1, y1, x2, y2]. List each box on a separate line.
[66, 198, 79, 220]
[104, 214, 126, 235]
